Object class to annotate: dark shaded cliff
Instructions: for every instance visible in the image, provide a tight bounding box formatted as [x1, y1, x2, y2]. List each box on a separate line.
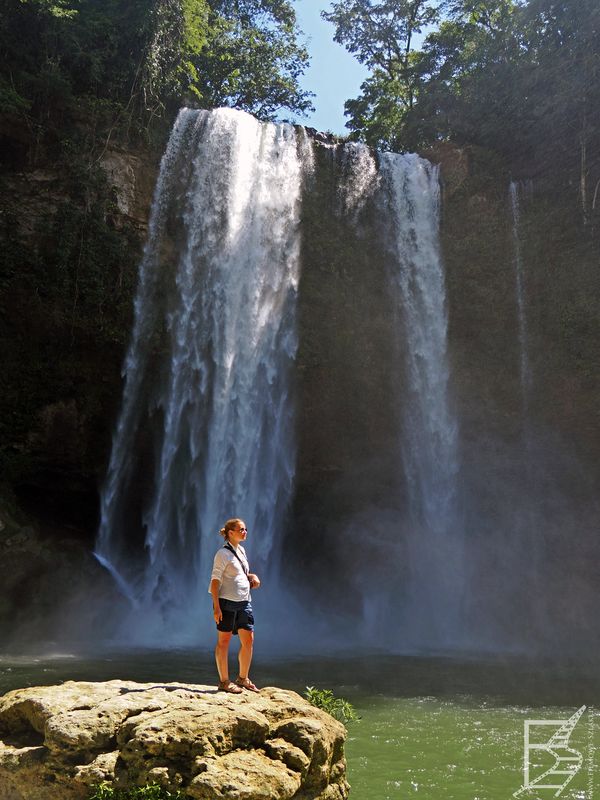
[0, 115, 161, 641]
[437, 143, 600, 653]
[290, 145, 401, 607]
[0, 119, 159, 527]
[286, 140, 600, 654]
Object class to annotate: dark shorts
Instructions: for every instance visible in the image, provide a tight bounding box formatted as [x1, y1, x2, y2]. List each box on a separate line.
[216, 599, 254, 635]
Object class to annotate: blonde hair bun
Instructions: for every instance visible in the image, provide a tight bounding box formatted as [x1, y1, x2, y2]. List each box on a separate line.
[219, 518, 243, 541]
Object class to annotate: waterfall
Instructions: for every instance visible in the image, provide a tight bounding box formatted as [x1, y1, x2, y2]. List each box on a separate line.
[508, 179, 542, 612]
[509, 181, 532, 405]
[338, 142, 379, 217]
[96, 108, 309, 640]
[95, 112, 461, 649]
[379, 153, 462, 645]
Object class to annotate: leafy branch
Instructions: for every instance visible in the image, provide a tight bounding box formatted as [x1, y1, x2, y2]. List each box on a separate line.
[304, 686, 360, 724]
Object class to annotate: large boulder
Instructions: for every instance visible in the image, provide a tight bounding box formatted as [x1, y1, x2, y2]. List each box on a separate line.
[0, 681, 349, 800]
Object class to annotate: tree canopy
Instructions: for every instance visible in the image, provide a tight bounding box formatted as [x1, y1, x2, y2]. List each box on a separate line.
[189, 0, 313, 118]
[323, 0, 600, 196]
[0, 0, 313, 149]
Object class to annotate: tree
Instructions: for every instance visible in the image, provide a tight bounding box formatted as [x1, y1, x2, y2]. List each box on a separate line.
[414, 0, 527, 150]
[186, 0, 313, 119]
[323, 0, 600, 205]
[0, 0, 313, 143]
[519, 0, 600, 221]
[322, 0, 441, 146]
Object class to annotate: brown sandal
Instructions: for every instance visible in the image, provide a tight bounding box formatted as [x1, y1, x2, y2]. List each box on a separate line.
[218, 680, 243, 694]
[236, 677, 260, 693]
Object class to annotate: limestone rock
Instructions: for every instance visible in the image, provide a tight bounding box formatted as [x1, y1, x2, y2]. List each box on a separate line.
[0, 681, 349, 800]
[100, 152, 137, 216]
[99, 148, 157, 228]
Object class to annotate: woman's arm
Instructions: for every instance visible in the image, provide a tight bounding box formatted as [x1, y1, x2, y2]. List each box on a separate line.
[210, 579, 222, 623]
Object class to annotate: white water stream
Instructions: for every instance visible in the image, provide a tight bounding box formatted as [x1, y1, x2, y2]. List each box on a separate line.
[509, 180, 532, 406]
[95, 112, 460, 647]
[96, 108, 308, 639]
[380, 154, 462, 645]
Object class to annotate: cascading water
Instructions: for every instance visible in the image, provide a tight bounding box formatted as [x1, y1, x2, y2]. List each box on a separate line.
[338, 141, 379, 217]
[379, 154, 462, 646]
[96, 108, 309, 642]
[509, 180, 532, 407]
[332, 145, 462, 646]
[508, 179, 542, 612]
[95, 110, 461, 649]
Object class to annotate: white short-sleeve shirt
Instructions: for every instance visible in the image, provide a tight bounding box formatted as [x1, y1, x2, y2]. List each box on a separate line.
[209, 544, 251, 602]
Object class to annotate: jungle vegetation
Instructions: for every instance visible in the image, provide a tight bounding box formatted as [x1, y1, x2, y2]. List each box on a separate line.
[324, 0, 600, 210]
[0, 0, 313, 150]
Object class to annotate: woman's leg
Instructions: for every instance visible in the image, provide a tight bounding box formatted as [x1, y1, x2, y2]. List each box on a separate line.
[237, 629, 254, 680]
[215, 631, 233, 681]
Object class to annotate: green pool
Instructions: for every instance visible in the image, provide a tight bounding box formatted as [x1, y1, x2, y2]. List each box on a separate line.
[1, 649, 598, 799]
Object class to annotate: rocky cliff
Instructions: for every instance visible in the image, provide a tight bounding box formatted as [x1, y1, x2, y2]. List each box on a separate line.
[0, 116, 161, 641]
[1, 113, 599, 653]
[286, 139, 600, 652]
[0, 127, 158, 520]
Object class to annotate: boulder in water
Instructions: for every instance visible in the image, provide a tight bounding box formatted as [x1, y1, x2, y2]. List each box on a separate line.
[0, 680, 349, 800]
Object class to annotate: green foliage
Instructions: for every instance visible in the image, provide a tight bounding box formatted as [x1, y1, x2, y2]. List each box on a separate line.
[304, 686, 360, 724]
[323, 0, 440, 72]
[323, 0, 441, 147]
[0, 0, 313, 145]
[343, 55, 428, 150]
[88, 783, 186, 800]
[323, 0, 600, 190]
[0, 77, 31, 115]
[187, 0, 313, 119]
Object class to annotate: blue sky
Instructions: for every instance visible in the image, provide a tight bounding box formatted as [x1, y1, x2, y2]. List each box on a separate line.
[294, 2, 368, 135]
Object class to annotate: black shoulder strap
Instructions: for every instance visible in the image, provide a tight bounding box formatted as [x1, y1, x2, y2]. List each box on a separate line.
[224, 543, 249, 576]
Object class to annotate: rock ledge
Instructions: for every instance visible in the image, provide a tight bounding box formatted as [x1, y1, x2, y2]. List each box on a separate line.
[0, 680, 349, 800]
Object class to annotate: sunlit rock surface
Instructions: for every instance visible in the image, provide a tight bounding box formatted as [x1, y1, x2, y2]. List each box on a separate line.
[0, 680, 349, 800]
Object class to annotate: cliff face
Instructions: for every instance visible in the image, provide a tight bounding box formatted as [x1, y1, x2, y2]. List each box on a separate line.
[437, 143, 600, 649]
[1, 115, 599, 653]
[290, 144, 401, 603]
[0, 118, 161, 640]
[0, 118, 160, 530]
[438, 143, 600, 471]
[287, 139, 600, 652]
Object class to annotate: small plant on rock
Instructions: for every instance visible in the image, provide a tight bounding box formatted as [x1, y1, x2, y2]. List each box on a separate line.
[88, 783, 186, 800]
[304, 686, 360, 724]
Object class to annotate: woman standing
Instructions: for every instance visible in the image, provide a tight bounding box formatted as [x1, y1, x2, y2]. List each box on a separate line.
[209, 518, 261, 693]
